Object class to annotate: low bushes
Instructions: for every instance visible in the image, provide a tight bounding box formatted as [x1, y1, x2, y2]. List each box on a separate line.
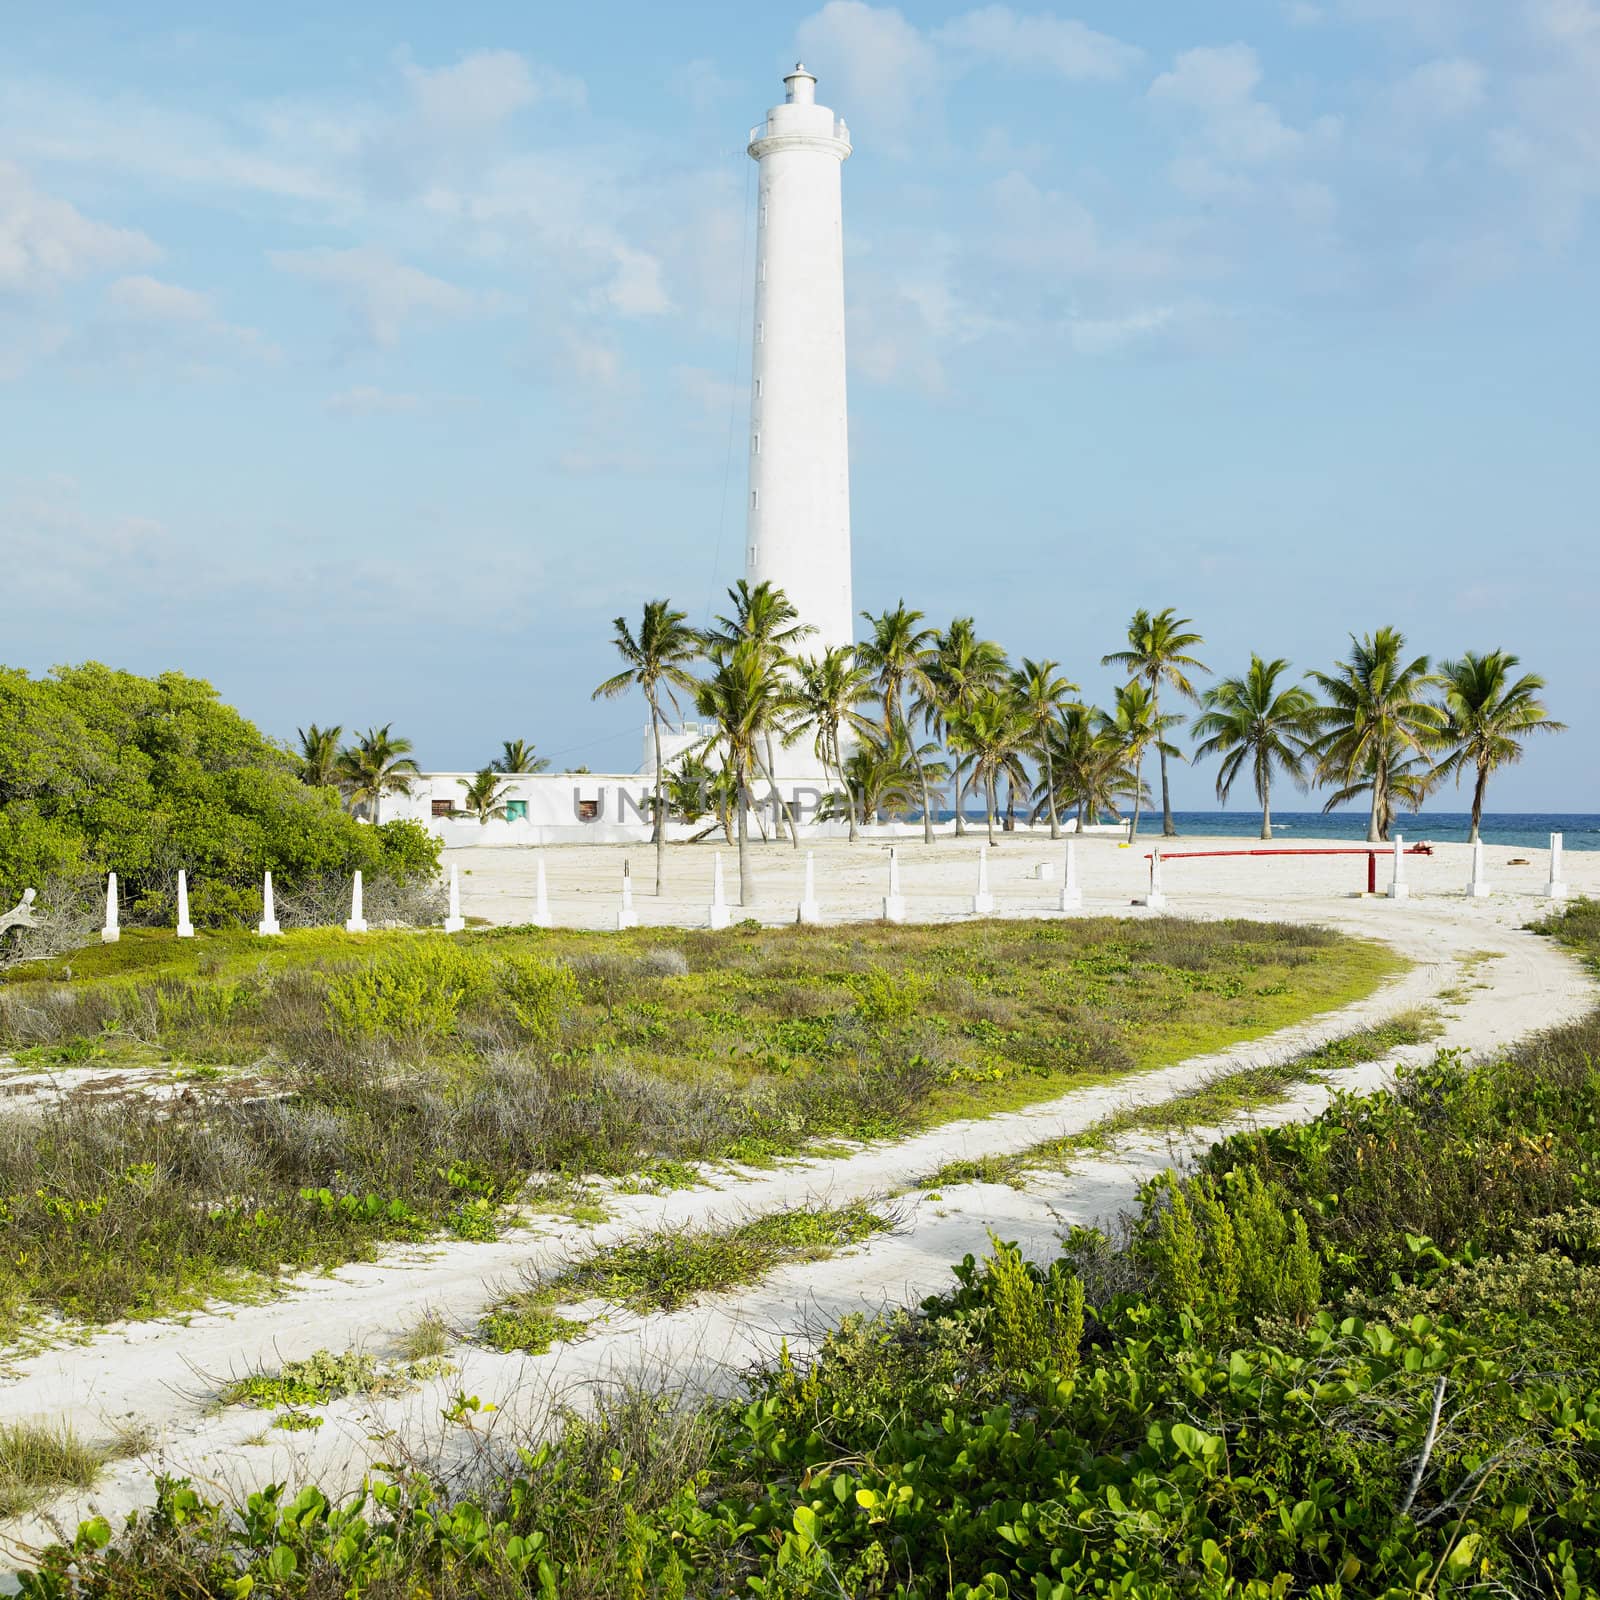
[23, 902, 1600, 1596]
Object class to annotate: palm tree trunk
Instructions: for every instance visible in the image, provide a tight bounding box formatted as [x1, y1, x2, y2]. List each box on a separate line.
[1470, 763, 1488, 843]
[835, 737, 858, 844]
[371, 790, 381, 827]
[650, 704, 666, 895]
[984, 771, 996, 846]
[1368, 761, 1384, 843]
[899, 690, 933, 845]
[736, 780, 752, 906]
[953, 757, 968, 837]
[1261, 788, 1272, 842]
[1045, 747, 1059, 840]
[1004, 777, 1016, 833]
[764, 731, 798, 847]
[1129, 754, 1143, 843]
[1159, 745, 1176, 837]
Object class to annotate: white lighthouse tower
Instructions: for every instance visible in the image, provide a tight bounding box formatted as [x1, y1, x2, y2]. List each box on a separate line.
[746, 66, 854, 654]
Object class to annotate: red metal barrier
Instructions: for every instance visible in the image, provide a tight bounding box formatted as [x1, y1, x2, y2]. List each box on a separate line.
[1142, 843, 1434, 895]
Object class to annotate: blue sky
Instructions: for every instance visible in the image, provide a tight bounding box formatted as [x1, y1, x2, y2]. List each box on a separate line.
[2, 0, 1595, 808]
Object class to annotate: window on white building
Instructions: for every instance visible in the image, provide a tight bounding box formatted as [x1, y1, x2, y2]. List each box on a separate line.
[752, 432, 760, 454]
[754, 378, 762, 397]
[751, 489, 759, 509]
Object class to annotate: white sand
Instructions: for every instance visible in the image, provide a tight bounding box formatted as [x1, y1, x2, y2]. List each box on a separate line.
[0, 830, 1593, 1573]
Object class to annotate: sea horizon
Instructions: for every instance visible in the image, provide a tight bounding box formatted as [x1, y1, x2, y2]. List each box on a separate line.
[929, 809, 1600, 852]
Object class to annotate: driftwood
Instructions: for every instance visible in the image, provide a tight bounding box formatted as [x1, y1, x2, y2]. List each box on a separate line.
[0, 889, 39, 937]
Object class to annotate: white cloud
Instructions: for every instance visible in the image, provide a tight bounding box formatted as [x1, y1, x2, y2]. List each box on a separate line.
[270, 245, 493, 345]
[1391, 57, 1487, 120]
[106, 273, 213, 322]
[795, 1, 939, 144]
[1284, 2, 1325, 24]
[0, 161, 159, 292]
[326, 385, 423, 416]
[936, 6, 1140, 82]
[674, 364, 744, 421]
[1149, 44, 1306, 164]
[603, 246, 671, 316]
[673, 58, 736, 111]
[402, 49, 582, 131]
[1065, 305, 1176, 354]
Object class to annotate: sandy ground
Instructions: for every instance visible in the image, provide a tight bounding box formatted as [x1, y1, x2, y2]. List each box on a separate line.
[0, 830, 1593, 1574]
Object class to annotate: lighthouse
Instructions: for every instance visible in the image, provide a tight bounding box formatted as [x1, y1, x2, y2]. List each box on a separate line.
[746, 65, 854, 655]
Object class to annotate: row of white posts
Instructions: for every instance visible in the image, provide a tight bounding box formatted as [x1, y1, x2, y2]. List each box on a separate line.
[687, 841, 1082, 932]
[101, 863, 494, 942]
[1136, 831, 1571, 913]
[96, 833, 1573, 943]
[1386, 832, 1569, 902]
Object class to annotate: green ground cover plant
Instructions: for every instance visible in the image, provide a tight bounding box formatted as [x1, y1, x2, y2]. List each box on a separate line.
[19, 902, 1598, 1597]
[0, 918, 1394, 1348]
[220, 1349, 452, 1410]
[480, 1201, 892, 1351]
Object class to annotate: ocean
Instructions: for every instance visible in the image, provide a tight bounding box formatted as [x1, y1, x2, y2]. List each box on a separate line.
[972, 810, 1600, 852]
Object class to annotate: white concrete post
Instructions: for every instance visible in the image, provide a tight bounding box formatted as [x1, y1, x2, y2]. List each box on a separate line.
[1546, 833, 1569, 901]
[532, 856, 552, 928]
[1142, 847, 1168, 911]
[101, 871, 120, 944]
[1466, 837, 1491, 898]
[345, 870, 368, 934]
[175, 869, 194, 939]
[971, 845, 995, 915]
[443, 864, 465, 933]
[258, 870, 281, 936]
[797, 849, 821, 925]
[617, 860, 639, 931]
[708, 853, 732, 930]
[882, 846, 906, 923]
[1387, 834, 1409, 900]
[1034, 860, 1055, 882]
[1058, 840, 1082, 911]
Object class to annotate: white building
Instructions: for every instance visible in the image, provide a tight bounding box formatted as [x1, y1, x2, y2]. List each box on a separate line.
[746, 65, 854, 655]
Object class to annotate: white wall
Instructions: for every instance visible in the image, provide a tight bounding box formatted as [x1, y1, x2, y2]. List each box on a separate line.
[392, 771, 848, 847]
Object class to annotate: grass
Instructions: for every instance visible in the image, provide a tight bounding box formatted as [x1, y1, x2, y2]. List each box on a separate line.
[917, 1008, 1440, 1189]
[0, 1421, 106, 1519]
[480, 1201, 894, 1349]
[0, 917, 1400, 1351]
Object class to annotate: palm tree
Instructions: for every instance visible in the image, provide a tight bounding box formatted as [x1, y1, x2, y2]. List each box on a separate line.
[296, 724, 342, 787]
[822, 729, 948, 826]
[950, 690, 1030, 846]
[1097, 682, 1182, 843]
[334, 725, 420, 826]
[859, 603, 938, 843]
[1102, 608, 1209, 837]
[1010, 657, 1079, 839]
[1307, 627, 1443, 841]
[923, 619, 1008, 837]
[706, 580, 814, 848]
[593, 600, 702, 895]
[491, 739, 549, 774]
[1191, 656, 1321, 840]
[1434, 651, 1564, 842]
[1036, 706, 1142, 831]
[791, 646, 879, 843]
[460, 766, 511, 824]
[692, 639, 791, 905]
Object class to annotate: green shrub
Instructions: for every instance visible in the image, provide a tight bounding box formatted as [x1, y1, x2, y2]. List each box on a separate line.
[324, 942, 493, 1042]
[492, 953, 579, 1043]
[850, 967, 931, 1026]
